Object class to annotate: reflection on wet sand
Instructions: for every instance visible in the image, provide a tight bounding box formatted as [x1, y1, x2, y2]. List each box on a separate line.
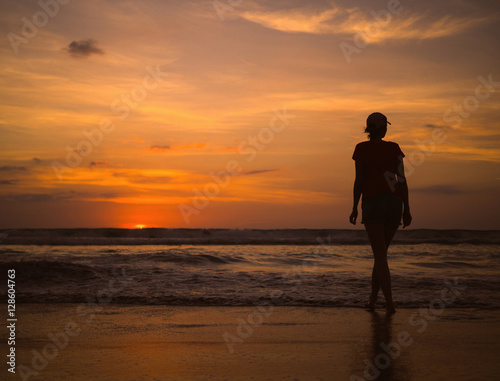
[351, 312, 411, 380]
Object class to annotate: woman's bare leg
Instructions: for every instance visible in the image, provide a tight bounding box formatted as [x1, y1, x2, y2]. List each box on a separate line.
[366, 266, 379, 310]
[365, 223, 397, 313]
[367, 225, 398, 308]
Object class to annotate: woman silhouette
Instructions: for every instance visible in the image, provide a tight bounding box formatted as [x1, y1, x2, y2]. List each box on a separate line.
[349, 112, 412, 314]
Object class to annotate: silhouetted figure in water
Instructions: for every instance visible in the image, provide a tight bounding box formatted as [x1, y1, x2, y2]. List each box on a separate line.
[349, 112, 412, 314]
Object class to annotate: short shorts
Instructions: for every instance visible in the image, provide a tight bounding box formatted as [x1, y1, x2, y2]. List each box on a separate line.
[361, 192, 402, 227]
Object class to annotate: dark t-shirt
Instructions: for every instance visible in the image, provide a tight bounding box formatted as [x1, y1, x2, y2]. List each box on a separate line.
[352, 140, 405, 200]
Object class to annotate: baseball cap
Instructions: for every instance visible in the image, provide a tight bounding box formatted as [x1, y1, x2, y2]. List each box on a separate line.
[366, 112, 391, 126]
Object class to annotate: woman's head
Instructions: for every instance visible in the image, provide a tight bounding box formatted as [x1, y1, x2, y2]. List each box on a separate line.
[365, 112, 391, 139]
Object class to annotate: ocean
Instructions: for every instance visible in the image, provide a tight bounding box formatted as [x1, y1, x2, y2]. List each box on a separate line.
[1, 229, 499, 309]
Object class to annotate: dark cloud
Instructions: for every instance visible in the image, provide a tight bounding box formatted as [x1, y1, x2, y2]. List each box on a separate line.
[150, 145, 171, 151]
[424, 124, 450, 130]
[468, 134, 500, 141]
[2, 194, 58, 202]
[0, 180, 16, 185]
[89, 161, 111, 168]
[111, 172, 172, 184]
[0, 166, 27, 171]
[32, 157, 42, 164]
[412, 185, 464, 194]
[99, 193, 121, 199]
[245, 169, 279, 175]
[67, 39, 104, 58]
[130, 176, 172, 184]
[0, 191, 104, 202]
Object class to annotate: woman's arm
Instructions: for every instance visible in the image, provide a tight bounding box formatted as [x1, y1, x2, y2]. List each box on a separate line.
[349, 159, 364, 224]
[397, 157, 412, 228]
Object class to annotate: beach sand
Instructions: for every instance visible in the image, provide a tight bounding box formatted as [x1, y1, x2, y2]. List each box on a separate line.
[9, 304, 500, 380]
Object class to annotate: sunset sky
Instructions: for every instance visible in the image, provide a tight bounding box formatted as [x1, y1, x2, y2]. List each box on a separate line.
[1, 0, 499, 229]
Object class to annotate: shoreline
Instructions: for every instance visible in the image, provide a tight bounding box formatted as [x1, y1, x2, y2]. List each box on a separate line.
[4, 301, 500, 310]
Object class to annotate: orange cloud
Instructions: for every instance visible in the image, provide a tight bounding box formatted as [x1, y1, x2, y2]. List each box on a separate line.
[214, 145, 243, 152]
[239, 5, 490, 43]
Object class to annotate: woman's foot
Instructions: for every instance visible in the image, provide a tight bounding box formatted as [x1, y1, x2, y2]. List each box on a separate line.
[365, 295, 377, 311]
[386, 303, 396, 315]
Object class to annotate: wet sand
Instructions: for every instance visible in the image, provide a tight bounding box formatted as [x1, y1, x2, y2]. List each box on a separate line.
[8, 304, 500, 380]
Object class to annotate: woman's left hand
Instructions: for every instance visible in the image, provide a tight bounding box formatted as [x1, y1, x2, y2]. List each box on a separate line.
[403, 210, 412, 228]
[349, 209, 358, 225]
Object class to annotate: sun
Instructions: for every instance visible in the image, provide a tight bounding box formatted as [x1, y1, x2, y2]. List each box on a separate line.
[135, 224, 146, 229]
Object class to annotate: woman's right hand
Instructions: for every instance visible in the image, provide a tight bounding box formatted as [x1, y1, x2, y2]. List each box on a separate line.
[349, 209, 358, 225]
[403, 210, 412, 228]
